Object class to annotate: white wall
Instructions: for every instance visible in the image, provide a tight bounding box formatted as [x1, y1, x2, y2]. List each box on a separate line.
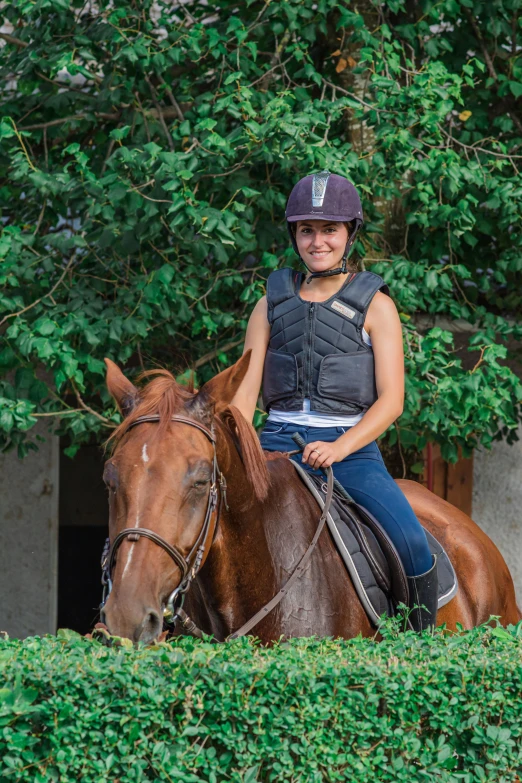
[0, 423, 59, 638]
[473, 428, 522, 605]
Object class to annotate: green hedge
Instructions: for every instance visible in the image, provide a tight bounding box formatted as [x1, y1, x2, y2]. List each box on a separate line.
[1, 623, 522, 782]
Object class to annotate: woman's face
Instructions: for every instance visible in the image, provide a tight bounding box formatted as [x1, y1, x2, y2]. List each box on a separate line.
[295, 220, 349, 274]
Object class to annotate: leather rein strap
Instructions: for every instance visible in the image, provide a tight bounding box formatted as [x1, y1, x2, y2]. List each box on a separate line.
[227, 463, 335, 640]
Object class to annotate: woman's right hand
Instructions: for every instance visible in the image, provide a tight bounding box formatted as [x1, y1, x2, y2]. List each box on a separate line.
[302, 439, 346, 469]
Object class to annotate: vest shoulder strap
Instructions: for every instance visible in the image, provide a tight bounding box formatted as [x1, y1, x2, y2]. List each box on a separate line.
[266, 268, 297, 323]
[266, 268, 389, 325]
[336, 271, 390, 324]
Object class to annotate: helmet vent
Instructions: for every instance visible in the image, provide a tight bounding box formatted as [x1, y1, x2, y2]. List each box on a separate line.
[312, 171, 330, 208]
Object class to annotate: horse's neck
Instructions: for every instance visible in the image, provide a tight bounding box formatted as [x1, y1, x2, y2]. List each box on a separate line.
[194, 438, 372, 641]
[191, 435, 276, 638]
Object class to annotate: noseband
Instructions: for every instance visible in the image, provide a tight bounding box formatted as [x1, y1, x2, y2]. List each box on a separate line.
[100, 415, 227, 620]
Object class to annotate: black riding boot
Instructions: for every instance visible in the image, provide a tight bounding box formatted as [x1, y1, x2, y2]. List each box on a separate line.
[406, 555, 438, 632]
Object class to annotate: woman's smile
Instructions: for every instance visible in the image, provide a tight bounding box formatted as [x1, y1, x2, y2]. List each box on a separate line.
[295, 219, 348, 270]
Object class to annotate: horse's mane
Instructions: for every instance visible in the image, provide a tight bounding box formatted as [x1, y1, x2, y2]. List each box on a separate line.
[108, 369, 195, 444]
[107, 369, 270, 501]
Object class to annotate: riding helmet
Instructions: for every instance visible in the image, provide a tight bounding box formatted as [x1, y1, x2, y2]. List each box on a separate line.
[285, 171, 364, 280]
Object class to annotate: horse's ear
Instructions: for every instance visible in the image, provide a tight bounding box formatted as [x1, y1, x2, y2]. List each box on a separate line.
[189, 351, 251, 423]
[104, 358, 140, 417]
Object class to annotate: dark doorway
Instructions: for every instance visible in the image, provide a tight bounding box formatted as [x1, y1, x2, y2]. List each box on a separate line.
[58, 441, 108, 634]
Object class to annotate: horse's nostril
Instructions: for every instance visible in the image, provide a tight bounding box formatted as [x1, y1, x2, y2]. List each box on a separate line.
[148, 610, 160, 629]
[137, 609, 162, 643]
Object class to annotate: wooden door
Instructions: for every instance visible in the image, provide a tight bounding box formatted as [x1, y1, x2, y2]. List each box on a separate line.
[421, 443, 474, 517]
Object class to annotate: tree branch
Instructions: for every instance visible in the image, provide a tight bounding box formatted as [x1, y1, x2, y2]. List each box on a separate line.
[464, 9, 497, 80]
[144, 75, 175, 151]
[70, 379, 115, 427]
[463, 9, 522, 136]
[471, 346, 488, 373]
[0, 256, 74, 328]
[249, 55, 293, 89]
[32, 409, 83, 417]
[193, 339, 243, 369]
[19, 106, 183, 131]
[0, 32, 28, 48]
[158, 77, 186, 122]
[432, 127, 522, 159]
[321, 78, 388, 113]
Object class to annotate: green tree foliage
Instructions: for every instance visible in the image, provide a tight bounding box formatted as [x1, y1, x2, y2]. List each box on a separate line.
[0, 0, 521, 460]
[1, 624, 522, 781]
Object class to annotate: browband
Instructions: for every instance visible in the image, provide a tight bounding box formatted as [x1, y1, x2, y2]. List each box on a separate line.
[127, 414, 215, 443]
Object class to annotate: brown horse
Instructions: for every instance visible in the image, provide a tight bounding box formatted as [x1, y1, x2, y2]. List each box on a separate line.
[101, 352, 521, 643]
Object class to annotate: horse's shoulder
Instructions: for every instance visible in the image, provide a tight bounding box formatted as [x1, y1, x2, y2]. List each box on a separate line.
[266, 454, 301, 481]
[266, 456, 319, 504]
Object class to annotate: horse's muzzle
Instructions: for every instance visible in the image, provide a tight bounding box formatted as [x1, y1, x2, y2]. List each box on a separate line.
[101, 598, 163, 644]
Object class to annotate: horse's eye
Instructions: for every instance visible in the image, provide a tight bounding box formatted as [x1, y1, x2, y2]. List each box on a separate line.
[104, 462, 118, 491]
[193, 479, 210, 489]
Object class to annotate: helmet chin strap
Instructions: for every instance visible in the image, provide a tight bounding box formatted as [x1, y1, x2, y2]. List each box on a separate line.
[305, 256, 348, 283]
[303, 233, 357, 283]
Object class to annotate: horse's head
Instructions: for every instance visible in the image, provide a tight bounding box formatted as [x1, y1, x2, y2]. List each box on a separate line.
[100, 351, 268, 643]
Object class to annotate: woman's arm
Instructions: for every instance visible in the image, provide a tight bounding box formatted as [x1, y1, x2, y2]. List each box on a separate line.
[230, 296, 270, 422]
[303, 291, 405, 468]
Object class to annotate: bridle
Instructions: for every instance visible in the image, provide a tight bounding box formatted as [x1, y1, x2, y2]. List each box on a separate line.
[100, 414, 228, 622]
[100, 414, 336, 642]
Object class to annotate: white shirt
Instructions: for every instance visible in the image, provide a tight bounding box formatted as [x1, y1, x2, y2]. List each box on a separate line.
[267, 327, 372, 428]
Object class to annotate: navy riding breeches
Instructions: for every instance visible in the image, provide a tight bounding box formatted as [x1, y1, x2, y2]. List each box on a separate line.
[259, 421, 433, 578]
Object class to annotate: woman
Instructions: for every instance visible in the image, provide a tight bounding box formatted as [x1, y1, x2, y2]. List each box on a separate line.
[232, 171, 437, 631]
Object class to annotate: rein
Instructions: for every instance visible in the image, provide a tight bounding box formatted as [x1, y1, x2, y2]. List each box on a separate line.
[228, 464, 334, 639]
[101, 415, 335, 642]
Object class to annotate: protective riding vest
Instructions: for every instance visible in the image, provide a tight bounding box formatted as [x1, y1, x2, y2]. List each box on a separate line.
[262, 268, 390, 415]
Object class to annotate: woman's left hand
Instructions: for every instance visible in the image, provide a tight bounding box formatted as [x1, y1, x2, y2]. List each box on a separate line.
[302, 440, 346, 469]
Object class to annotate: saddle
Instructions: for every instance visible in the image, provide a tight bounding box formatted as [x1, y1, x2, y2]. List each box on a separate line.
[291, 462, 458, 626]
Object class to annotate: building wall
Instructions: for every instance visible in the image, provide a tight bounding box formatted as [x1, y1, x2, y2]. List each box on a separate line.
[0, 422, 59, 638]
[472, 428, 522, 606]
